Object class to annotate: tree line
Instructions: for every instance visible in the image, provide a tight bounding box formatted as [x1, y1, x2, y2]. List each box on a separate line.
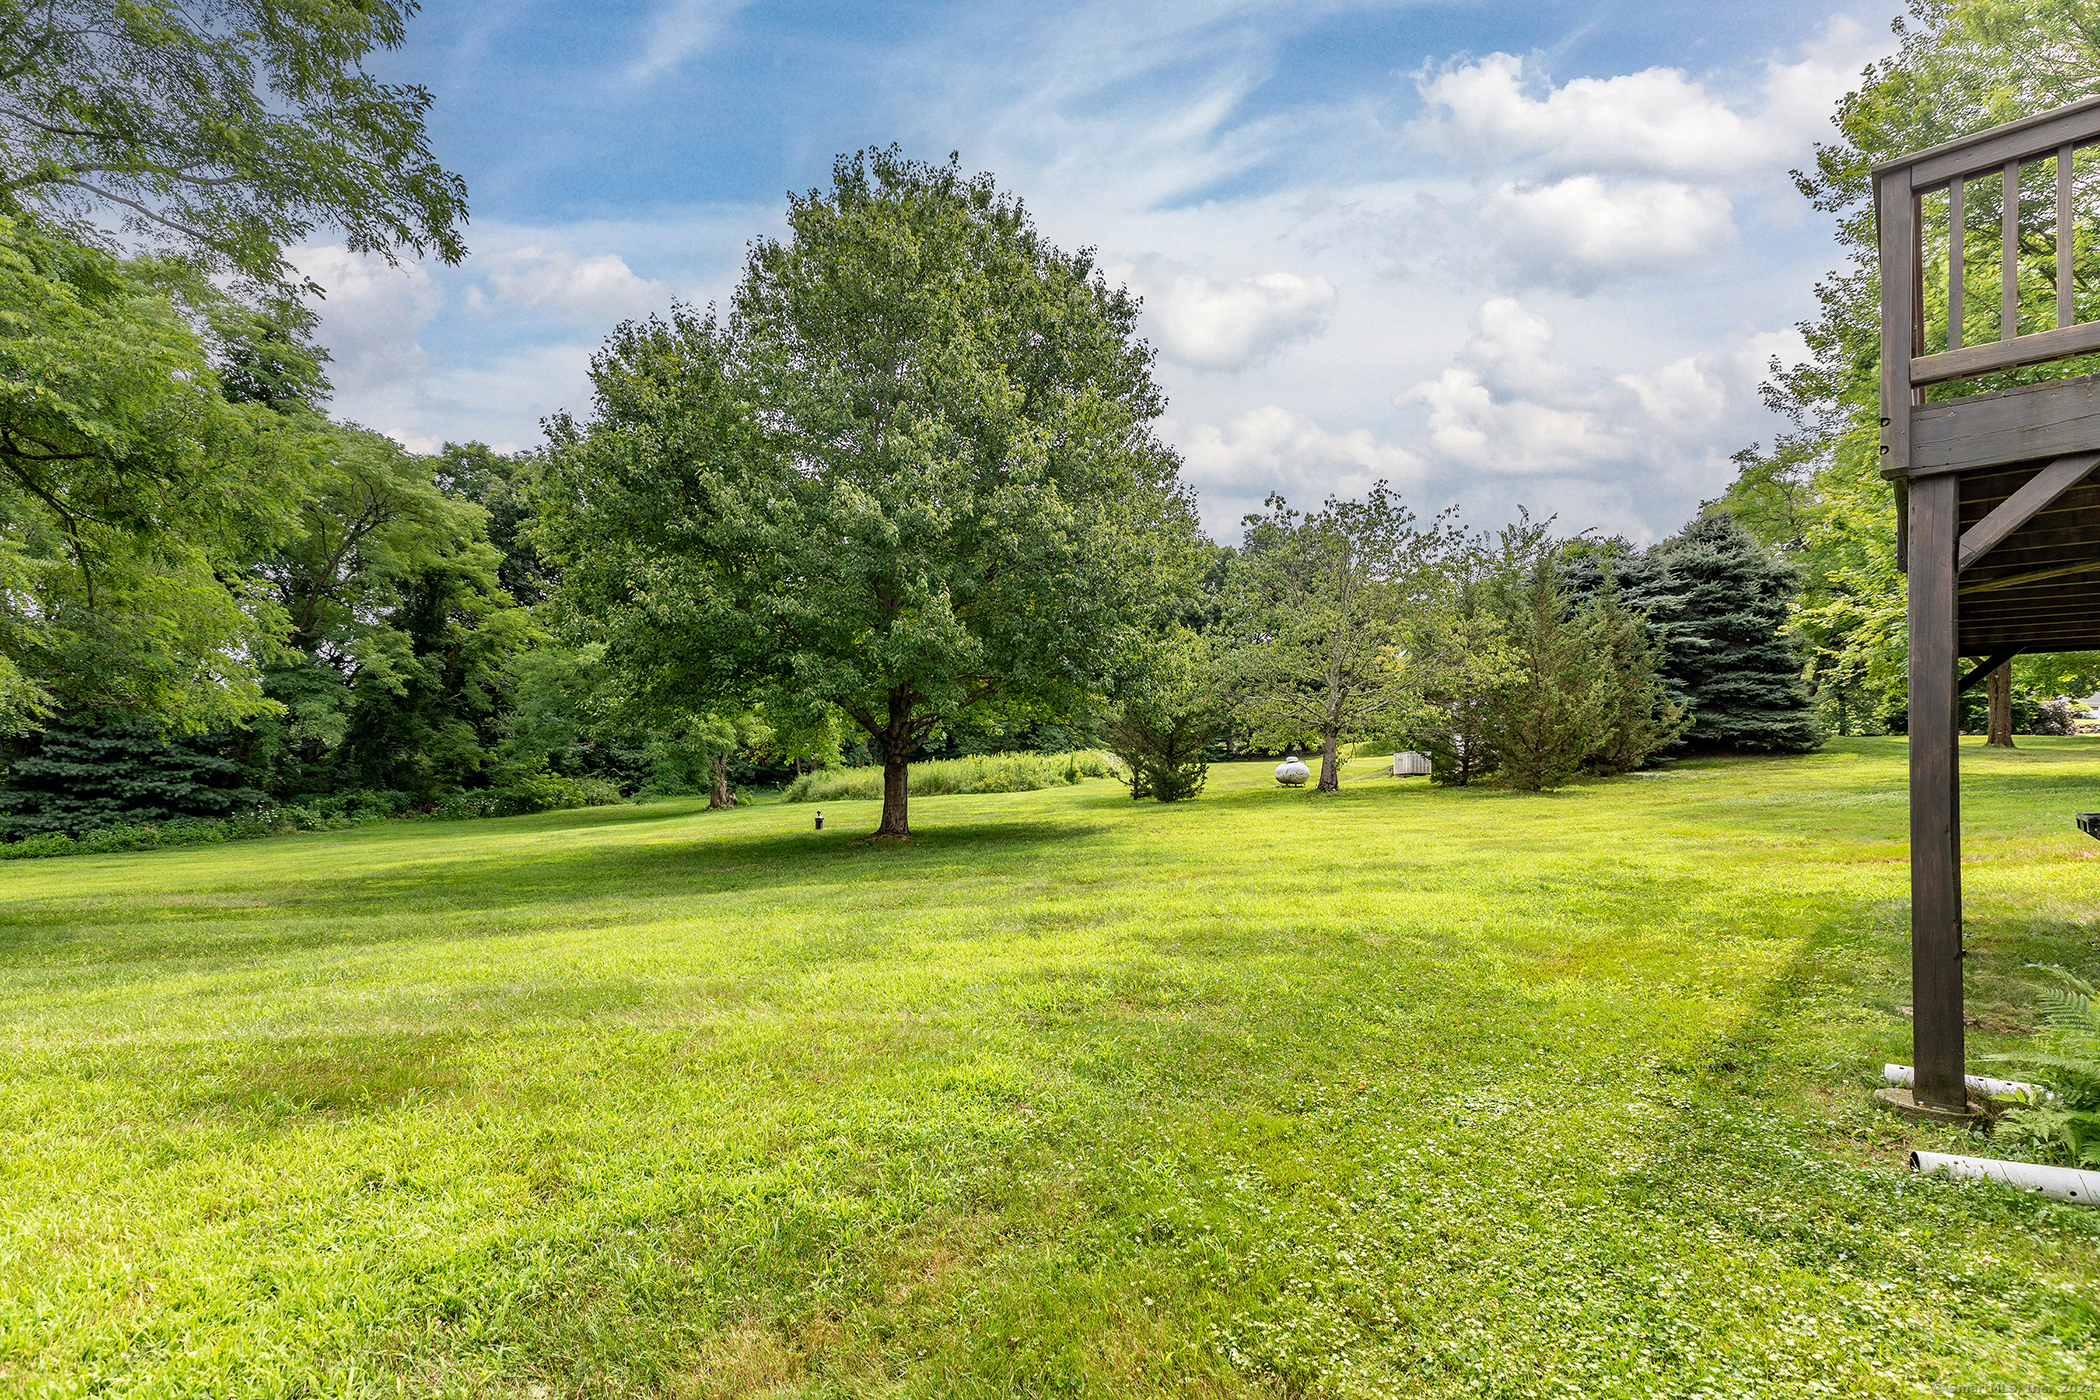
[0, 5, 1827, 846]
[1106, 494, 1819, 807]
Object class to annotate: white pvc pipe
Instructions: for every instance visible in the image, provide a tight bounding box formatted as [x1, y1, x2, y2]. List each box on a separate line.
[1882, 1063, 2047, 1100]
[1912, 1150, 2100, 1203]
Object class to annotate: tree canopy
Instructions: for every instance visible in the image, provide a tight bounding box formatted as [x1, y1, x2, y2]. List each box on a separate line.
[1726, 0, 2100, 717]
[1218, 486, 1452, 791]
[0, 0, 468, 290]
[0, 214, 314, 734]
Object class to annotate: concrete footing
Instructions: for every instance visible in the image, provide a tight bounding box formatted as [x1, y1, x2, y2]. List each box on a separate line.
[1874, 1085, 1986, 1127]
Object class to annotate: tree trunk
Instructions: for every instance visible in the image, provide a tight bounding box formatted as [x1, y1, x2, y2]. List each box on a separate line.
[874, 687, 916, 836]
[708, 752, 737, 808]
[1987, 661, 2017, 748]
[877, 753, 910, 835]
[1318, 726, 1340, 791]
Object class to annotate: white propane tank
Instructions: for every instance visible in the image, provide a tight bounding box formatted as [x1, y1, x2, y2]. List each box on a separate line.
[1274, 754, 1311, 787]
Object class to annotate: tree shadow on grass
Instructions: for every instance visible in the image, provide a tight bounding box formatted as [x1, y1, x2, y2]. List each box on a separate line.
[0, 813, 1107, 971]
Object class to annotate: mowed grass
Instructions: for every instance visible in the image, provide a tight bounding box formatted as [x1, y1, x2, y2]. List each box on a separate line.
[7, 739, 2100, 1398]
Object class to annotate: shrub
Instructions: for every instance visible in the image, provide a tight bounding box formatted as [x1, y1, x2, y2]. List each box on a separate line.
[74, 824, 162, 854]
[157, 818, 231, 846]
[0, 833, 74, 859]
[1105, 708, 1213, 802]
[429, 792, 506, 820]
[782, 751, 1121, 803]
[222, 808, 290, 840]
[428, 775, 626, 820]
[2032, 697, 2082, 736]
[0, 776, 627, 858]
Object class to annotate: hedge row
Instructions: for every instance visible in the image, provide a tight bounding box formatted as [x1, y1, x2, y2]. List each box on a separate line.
[0, 775, 625, 861]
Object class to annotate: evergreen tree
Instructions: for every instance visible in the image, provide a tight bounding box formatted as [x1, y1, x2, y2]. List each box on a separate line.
[1103, 627, 1216, 803]
[1577, 566, 1687, 775]
[1407, 580, 1514, 788]
[1478, 535, 1614, 793]
[1624, 513, 1822, 753]
[0, 719, 266, 837]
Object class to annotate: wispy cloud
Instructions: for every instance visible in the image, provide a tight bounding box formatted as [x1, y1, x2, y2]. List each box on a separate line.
[312, 1, 1894, 543]
[620, 0, 750, 85]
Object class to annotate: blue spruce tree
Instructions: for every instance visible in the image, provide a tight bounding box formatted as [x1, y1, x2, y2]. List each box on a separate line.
[1623, 513, 1822, 753]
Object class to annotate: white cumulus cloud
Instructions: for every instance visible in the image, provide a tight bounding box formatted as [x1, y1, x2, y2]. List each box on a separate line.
[1173, 403, 1422, 529]
[1395, 299, 1804, 488]
[465, 245, 668, 325]
[1483, 176, 1735, 286]
[1124, 260, 1337, 370]
[1413, 53, 1777, 178]
[1404, 367, 1626, 475]
[1410, 21, 1879, 181]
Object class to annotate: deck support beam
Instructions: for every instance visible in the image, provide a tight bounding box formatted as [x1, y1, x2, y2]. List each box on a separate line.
[1909, 473, 1966, 1111]
[1959, 649, 2021, 691]
[1956, 451, 2100, 570]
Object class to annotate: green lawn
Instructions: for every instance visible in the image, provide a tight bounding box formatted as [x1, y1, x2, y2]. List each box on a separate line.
[7, 738, 2100, 1397]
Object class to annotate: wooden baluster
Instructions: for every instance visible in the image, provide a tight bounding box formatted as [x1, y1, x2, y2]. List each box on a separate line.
[2062, 143, 2078, 329]
[2004, 158, 2021, 339]
[1950, 175, 1965, 350]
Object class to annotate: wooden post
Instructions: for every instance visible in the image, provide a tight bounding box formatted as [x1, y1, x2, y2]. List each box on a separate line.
[1908, 472, 1966, 1110]
[1879, 168, 1916, 475]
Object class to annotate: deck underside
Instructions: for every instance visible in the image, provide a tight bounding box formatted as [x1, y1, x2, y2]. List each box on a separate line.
[1956, 453, 2100, 654]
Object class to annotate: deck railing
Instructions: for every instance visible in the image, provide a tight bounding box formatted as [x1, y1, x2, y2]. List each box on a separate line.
[1878, 95, 2100, 477]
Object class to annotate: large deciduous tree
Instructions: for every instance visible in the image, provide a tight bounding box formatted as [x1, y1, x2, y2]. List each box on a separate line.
[0, 0, 468, 290]
[537, 149, 1200, 837]
[0, 216, 311, 734]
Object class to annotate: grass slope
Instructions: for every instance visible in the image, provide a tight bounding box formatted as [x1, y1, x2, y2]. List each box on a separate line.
[6, 739, 2100, 1397]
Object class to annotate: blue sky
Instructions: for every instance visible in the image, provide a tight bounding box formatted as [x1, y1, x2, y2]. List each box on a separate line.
[306, 0, 1903, 542]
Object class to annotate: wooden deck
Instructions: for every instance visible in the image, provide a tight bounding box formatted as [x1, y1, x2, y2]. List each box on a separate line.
[1881, 96, 2100, 1108]
[1878, 98, 2100, 1111]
